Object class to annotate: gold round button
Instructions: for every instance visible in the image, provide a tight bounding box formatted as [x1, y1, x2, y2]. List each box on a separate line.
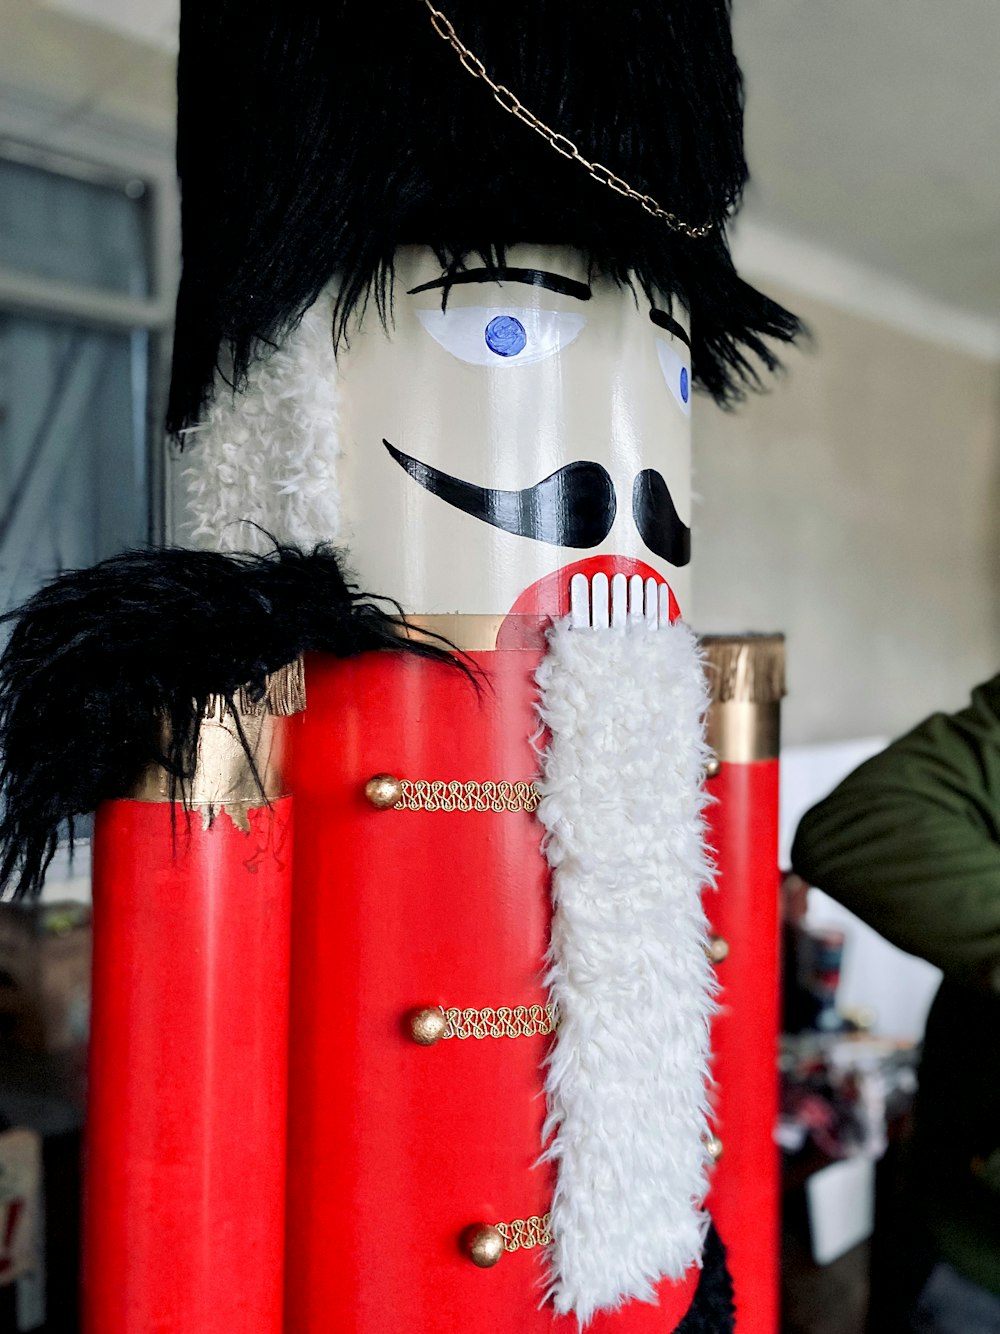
[707, 935, 730, 965]
[464, 1223, 505, 1268]
[364, 773, 403, 809]
[704, 755, 721, 779]
[704, 1133, 724, 1163]
[408, 1006, 448, 1046]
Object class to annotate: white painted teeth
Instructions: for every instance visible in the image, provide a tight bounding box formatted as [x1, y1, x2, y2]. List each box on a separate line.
[592, 572, 609, 626]
[569, 573, 672, 630]
[645, 577, 659, 629]
[570, 572, 590, 627]
[658, 583, 672, 627]
[611, 572, 627, 628]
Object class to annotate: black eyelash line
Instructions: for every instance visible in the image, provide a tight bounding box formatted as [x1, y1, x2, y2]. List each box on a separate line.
[649, 309, 691, 348]
[408, 268, 592, 302]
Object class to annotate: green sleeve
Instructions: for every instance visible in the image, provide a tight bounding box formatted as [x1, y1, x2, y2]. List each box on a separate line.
[791, 676, 1000, 992]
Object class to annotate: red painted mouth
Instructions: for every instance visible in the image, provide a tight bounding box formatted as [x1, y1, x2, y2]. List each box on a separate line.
[497, 556, 681, 650]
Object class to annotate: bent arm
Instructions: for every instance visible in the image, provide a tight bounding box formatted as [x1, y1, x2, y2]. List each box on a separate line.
[791, 677, 1000, 992]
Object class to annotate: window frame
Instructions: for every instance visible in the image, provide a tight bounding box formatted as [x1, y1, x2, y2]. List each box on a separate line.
[0, 91, 178, 544]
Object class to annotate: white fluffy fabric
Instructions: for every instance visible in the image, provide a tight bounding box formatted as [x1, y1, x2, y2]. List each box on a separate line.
[535, 616, 716, 1325]
[182, 290, 341, 552]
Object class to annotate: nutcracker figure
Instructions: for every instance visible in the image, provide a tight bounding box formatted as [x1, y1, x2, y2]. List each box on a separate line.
[0, 4, 800, 1333]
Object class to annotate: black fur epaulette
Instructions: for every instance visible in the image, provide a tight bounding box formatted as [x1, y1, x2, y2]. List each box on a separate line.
[0, 544, 460, 899]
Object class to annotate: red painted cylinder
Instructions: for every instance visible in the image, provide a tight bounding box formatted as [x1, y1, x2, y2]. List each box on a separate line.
[284, 649, 699, 1334]
[704, 758, 781, 1334]
[83, 799, 293, 1334]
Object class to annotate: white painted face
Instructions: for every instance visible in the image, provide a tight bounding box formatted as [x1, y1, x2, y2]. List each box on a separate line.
[337, 243, 692, 625]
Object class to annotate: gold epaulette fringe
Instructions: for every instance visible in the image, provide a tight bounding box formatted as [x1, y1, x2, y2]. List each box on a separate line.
[700, 634, 786, 705]
[223, 656, 307, 719]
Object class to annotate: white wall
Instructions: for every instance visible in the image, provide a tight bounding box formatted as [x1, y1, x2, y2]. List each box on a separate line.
[692, 281, 1000, 748]
[695, 288, 1000, 1037]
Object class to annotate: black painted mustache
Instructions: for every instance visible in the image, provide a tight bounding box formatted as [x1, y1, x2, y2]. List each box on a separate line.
[384, 441, 691, 566]
[384, 441, 617, 549]
[632, 470, 691, 567]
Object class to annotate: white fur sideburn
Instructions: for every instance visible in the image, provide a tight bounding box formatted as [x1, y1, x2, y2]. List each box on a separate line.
[535, 617, 716, 1325]
[182, 290, 341, 552]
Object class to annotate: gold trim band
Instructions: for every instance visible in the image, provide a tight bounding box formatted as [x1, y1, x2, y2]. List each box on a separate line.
[401, 612, 506, 653]
[705, 700, 781, 764]
[496, 1213, 553, 1253]
[701, 635, 784, 763]
[400, 612, 551, 653]
[443, 1005, 558, 1040]
[128, 659, 305, 826]
[396, 779, 540, 813]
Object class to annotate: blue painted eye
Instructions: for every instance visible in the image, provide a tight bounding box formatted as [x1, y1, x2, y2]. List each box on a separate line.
[484, 314, 527, 357]
[655, 339, 692, 417]
[416, 307, 586, 366]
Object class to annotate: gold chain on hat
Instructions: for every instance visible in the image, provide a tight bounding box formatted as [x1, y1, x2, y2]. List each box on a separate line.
[419, 0, 715, 239]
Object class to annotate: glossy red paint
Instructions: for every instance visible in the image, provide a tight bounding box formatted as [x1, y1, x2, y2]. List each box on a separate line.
[704, 760, 781, 1334]
[84, 799, 293, 1334]
[284, 649, 699, 1334]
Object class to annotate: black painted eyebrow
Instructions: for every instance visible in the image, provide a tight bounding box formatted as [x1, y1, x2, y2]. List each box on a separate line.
[408, 268, 592, 302]
[650, 308, 691, 348]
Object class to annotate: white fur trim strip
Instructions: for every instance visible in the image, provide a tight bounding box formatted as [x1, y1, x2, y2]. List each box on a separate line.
[535, 617, 716, 1323]
[182, 290, 341, 552]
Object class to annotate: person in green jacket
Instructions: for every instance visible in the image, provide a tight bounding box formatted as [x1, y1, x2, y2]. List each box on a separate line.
[792, 677, 1000, 1334]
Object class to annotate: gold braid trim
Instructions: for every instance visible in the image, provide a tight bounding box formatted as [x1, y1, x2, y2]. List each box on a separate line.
[396, 779, 540, 813]
[496, 1214, 553, 1253]
[443, 1005, 558, 1041]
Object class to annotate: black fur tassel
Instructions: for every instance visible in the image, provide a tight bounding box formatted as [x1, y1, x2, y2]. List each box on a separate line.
[0, 544, 462, 900]
[676, 1224, 737, 1334]
[167, 1, 803, 433]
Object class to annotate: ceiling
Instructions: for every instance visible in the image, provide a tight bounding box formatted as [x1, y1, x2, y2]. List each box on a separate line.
[42, 0, 176, 50]
[734, 0, 1000, 321]
[32, 0, 1000, 330]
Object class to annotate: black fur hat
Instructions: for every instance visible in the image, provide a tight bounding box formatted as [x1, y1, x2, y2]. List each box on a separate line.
[168, 0, 802, 434]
